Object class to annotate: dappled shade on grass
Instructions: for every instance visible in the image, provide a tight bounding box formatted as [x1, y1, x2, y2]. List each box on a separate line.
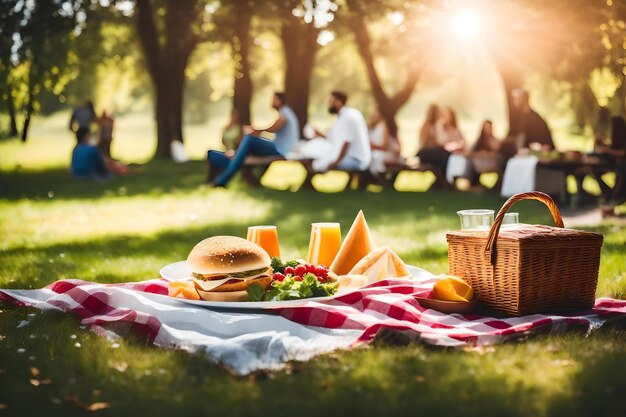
[0, 159, 625, 416]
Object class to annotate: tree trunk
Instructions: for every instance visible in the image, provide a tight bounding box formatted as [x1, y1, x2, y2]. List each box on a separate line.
[232, 9, 253, 125]
[7, 89, 18, 137]
[21, 106, 32, 143]
[20, 85, 34, 142]
[154, 74, 175, 158]
[618, 75, 626, 116]
[347, 2, 420, 139]
[281, 18, 319, 133]
[135, 0, 198, 159]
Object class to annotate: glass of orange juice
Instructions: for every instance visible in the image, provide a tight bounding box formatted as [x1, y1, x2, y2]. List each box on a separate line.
[307, 222, 342, 267]
[247, 225, 281, 258]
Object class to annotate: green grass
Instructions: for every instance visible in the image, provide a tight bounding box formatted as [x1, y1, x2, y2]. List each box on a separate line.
[0, 114, 625, 416]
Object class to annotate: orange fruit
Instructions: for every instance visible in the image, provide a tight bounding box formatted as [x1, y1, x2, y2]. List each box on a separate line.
[431, 275, 474, 302]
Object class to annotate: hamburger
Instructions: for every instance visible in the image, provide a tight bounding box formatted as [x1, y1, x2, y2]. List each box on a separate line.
[187, 236, 272, 302]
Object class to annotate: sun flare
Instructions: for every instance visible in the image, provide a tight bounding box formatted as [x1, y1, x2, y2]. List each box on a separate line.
[452, 10, 481, 41]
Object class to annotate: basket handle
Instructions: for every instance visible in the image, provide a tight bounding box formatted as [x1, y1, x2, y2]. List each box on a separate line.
[484, 191, 564, 265]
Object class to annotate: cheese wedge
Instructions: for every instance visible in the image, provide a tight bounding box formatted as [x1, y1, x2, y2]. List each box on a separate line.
[168, 280, 200, 300]
[348, 246, 410, 284]
[329, 210, 374, 275]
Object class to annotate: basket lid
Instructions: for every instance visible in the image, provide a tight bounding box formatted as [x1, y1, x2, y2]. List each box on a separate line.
[447, 224, 603, 242]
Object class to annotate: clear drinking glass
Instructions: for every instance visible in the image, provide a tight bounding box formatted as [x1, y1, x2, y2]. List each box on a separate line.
[457, 209, 495, 230]
[502, 212, 519, 225]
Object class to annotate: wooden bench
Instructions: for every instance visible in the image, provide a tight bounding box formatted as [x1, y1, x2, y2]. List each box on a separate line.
[382, 159, 441, 189]
[240, 155, 286, 187]
[210, 155, 441, 191]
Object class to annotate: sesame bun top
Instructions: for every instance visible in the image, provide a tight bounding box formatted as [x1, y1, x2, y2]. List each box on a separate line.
[187, 236, 270, 274]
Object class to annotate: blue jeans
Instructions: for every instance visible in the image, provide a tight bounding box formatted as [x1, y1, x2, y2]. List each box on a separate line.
[208, 135, 281, 186]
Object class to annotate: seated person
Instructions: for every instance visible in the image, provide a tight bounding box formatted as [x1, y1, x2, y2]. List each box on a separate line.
[368, 108, 402, 174]
[207, 92, 299, 187]
[417, 106, 466, 188]
[472, 120, 500, 154]
[468, 120, 504, 187]
[500, 88, 555, 159]
[71, 130, 110, 180]
[575, 115, 626, 202]
[602, 116, 626, 208]
[311, 91, 371, 172]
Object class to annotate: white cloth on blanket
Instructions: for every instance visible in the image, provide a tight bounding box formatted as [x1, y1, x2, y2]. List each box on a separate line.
[4, 285, 361, 375]
[446, 153, 473, 184]
[501, 155, 566, 198]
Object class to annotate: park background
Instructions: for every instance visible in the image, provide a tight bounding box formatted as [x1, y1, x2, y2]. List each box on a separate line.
[1, 1, 626, 416]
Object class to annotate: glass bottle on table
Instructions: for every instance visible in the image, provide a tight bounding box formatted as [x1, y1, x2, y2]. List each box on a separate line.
[247, 225, 281, 258]
[307, 222, 342, 267]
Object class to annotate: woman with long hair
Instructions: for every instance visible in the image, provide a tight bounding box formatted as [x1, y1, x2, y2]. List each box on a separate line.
[368, 108, 402, 174]
[418, 104, 439, 151]
[417, 106, 465, 188]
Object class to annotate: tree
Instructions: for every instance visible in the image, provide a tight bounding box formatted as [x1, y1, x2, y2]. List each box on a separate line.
[277, 0, 335, 131]
[16, 0, 78, 142]
[134, 0, 206, 157]
[0, 1, 22, 137]
[344, 0, 421, 138]
[212, 0, 256, 125]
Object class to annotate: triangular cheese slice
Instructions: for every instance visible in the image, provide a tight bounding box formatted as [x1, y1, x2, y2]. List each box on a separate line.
[329, 210, 374, 275]
[348, 246, 410, 284]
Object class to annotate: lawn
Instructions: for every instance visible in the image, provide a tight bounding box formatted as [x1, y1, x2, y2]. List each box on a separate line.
[0, 114, 625, 416]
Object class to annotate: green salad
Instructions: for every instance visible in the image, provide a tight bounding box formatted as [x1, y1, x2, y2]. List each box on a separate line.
[247, 257, 339, 302]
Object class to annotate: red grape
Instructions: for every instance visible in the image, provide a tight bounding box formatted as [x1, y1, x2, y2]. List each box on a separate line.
[273, 272, 285, 282]
[284, 266, 295, 275]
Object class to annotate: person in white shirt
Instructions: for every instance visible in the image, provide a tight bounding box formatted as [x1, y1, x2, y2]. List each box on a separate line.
[311, 91, 372, 172]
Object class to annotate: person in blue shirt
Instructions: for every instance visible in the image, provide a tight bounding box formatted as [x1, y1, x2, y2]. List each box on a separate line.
[70, 129, 110, 180]
[207, 92, 300, 187]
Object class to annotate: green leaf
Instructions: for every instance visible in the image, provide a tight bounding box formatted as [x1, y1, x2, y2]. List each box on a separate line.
[246, 283, 266, 302]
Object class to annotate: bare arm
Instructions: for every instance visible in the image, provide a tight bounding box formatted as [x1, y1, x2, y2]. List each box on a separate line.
[253, 114, 286, 135]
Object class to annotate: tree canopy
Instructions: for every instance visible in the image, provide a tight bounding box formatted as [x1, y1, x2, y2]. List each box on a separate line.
[0, 0, 624, 155]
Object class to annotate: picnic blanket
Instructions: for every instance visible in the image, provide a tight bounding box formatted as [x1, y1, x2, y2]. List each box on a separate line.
[1, 266, 625, 375]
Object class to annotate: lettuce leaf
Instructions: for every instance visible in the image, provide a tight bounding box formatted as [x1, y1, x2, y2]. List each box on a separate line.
[246, 284, 266, 302]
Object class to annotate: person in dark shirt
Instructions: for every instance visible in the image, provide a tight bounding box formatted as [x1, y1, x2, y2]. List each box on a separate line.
[512, 88, 555, 151]
[602, 116, 626, 209]
[70, 129, 110, 180]
[69, 100, 97, 143]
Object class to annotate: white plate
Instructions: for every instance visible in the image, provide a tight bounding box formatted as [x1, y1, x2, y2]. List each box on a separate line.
[159, 261, 433, 310]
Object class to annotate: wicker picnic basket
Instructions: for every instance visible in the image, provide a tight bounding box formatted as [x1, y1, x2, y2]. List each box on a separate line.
[446, 192, 603, 316]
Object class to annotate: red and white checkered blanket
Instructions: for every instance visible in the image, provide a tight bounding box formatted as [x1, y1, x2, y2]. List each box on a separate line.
[2, 275, 625, 373]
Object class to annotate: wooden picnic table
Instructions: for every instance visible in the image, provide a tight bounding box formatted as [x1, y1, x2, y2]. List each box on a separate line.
[536, 155, 615, 205]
